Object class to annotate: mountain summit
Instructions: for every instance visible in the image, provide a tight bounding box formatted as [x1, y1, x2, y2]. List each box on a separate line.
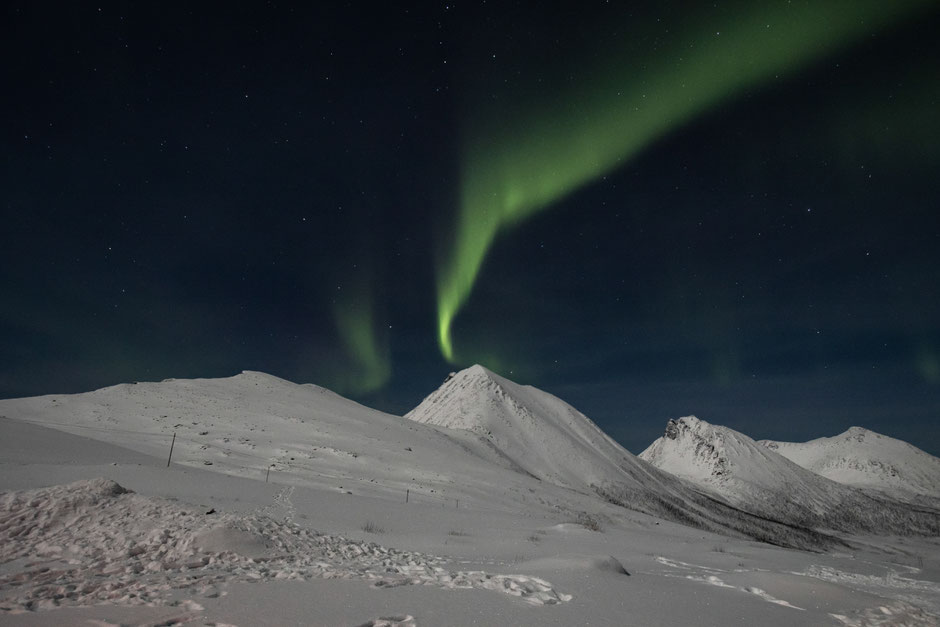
[760, 427, 940, 500]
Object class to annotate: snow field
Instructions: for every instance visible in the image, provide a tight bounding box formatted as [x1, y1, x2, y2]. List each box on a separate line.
[0, 478, 570, 614]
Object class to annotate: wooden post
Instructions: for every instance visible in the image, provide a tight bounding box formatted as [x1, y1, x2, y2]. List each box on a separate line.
[406, 489, 409, 503]
[166, 433, 176, 467]
[266, 464, 273, 483]
[456, 498, 459, 509]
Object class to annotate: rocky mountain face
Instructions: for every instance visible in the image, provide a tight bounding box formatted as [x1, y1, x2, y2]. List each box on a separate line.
[641, 416, 940, 536]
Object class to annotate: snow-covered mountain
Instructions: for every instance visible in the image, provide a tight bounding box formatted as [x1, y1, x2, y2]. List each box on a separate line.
[640, 416, 940, 535]
[759, 427, 940, 501]
[406, 364, 654, 491]
[405, 366, 835, 548]
[0, 368, 715, 535]
[4, 367, 924, 548]
[0, 370, 548, 512]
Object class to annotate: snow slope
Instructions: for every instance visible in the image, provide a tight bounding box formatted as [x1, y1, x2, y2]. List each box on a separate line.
[639, 416, 940, 535]
[405, 366, 834, 548]
[760, 427, 940, 500]
[0, 370, 557, 514]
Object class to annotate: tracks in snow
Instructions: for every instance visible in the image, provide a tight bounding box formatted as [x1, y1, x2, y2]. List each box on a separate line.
[0, 479, 570, 613]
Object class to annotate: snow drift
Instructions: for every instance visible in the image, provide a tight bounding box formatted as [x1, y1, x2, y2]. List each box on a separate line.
[0, 478, 571, 612]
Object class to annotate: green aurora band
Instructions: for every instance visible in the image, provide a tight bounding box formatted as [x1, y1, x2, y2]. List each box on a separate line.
[436, 0, 934, 363]
[332, 281, 390, 394]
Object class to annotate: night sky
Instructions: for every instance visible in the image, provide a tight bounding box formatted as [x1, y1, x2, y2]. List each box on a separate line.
[3, 2, 939, 455]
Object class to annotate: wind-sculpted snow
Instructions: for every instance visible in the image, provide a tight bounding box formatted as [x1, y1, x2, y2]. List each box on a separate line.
[654, 556, 804, 610]
[798, 564, 940, 623]
[653, 556, 940, 625]
[640, 417, 940, 536]
[0, 479, 571, 613]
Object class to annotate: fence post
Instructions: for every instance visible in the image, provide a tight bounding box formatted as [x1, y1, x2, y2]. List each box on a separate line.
[266, 464, 273, 483]
[406, 489, 409, 503]
[166, 433, 176, 467]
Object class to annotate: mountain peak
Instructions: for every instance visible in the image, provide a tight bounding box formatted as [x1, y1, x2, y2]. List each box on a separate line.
[841, 426, 875, 441]
[451, 364, 505, 387]
[759, 427, 940, 498]
[405, 365, 518, 433]
[663, 416, 704, 440]
[465, 363, 494, 377]
[642, 416, 742, 481]
[406, 366, 648, 491]
[230, 370, 297, 387]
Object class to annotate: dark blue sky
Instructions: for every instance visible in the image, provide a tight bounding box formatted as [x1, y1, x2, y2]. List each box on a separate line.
[2, 2, 939, 455]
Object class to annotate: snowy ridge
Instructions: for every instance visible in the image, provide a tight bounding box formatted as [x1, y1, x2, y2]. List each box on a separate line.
[0, 370, 557, 513]
[759, 427, 940, 501]
[640, 417, 940, 535]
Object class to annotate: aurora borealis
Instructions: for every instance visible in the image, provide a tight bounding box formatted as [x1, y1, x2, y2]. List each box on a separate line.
[2, 2, 939, 454]
[437, 0, 935, 362]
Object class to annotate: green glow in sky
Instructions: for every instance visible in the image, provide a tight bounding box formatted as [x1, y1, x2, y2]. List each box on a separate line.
[332, 284, 390, 394]
[917, 346, 940, 385]
[436, 0, 933, 363]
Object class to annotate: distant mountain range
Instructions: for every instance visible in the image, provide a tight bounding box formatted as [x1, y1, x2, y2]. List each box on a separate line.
[2, 365, 938, 548]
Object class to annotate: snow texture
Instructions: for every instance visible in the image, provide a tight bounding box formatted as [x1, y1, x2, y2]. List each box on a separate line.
[0, 478, 570, 613]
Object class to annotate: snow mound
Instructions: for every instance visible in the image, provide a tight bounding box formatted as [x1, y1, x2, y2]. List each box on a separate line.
[0, 479, 571, 612]
[640, 417, 940, 536]
[519, 555, 630, 576]
[759, 427, 940, 500]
